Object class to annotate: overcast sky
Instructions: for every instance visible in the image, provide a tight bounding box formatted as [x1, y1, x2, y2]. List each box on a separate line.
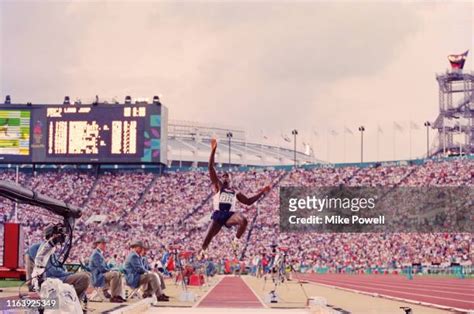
[0, 0, 472, 163]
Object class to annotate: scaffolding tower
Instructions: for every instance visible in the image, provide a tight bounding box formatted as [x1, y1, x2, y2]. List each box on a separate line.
[433, 69, 474, 156]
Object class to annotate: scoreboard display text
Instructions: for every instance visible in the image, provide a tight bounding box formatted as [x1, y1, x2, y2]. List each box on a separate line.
[0, 104, 164, 163]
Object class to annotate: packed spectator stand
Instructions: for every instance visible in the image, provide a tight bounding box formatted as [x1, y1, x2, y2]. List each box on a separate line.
[0, 157, 472, 275]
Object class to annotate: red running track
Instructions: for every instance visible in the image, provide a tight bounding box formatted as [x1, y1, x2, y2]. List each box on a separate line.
[300, 273, 474, 311]
[198, 277, 263, 308]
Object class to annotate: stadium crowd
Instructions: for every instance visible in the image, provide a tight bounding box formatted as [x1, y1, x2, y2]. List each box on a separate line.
[1, 158, 472, 277]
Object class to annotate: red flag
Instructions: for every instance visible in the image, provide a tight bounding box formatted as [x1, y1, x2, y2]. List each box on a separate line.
[448, 50, 469, 70]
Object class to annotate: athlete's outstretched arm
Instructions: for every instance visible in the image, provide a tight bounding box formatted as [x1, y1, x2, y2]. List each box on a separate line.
[236, 185, 271, 206]
[209, 138, 221, 191]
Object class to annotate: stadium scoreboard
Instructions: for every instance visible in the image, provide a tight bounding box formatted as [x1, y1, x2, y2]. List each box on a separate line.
[0, 103, 168, 164]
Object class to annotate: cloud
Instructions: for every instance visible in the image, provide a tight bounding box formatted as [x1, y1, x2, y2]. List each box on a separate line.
[0, 1, 471, 162]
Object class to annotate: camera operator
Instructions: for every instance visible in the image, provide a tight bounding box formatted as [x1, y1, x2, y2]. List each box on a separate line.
[25, 242, 41, 291]
[31, 224, 91, 299]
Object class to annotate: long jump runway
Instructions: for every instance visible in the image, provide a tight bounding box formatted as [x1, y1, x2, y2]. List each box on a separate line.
[300, 273, 474, 311]
[196, 277, 264, 308]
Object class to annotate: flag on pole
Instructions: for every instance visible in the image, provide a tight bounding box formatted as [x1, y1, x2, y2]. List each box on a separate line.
[410, 121, 420, 130]
[282, 133, 291, 142]
[313, 130, 319, 137]
[260, 129, 268, 140]
[344, 127, 353, 135]
[377, 125, 383, 134]
[330, 129, 338, 136]
[393, 122, 404, 132]
[448, 50, 469, 70]
[303, 142, 311, 155]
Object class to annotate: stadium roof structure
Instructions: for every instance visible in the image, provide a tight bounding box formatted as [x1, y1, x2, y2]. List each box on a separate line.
[167, 120, 318, 167]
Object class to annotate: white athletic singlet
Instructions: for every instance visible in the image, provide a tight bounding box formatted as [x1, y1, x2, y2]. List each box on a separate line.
[213, 187, 237, 211]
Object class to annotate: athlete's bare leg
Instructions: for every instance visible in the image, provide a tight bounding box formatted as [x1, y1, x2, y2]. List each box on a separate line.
[202, 221, 222, 251]
[226, 213, 248, 239]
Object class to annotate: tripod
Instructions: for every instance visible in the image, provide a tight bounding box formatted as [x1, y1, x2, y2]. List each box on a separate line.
[170, 247, 196, 302]
[268, 247, 289, 303]
[170, 246, 188, 292]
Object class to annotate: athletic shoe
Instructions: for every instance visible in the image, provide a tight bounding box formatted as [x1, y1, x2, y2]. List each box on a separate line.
[110, 296, 125, 303]
[197, 249, 206, 261]
[157, 295, 169, 302]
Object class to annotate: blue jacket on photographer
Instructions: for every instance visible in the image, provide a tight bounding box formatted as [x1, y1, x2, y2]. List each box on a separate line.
[26, 242, 41, 262]
[45, 253, 72, 281]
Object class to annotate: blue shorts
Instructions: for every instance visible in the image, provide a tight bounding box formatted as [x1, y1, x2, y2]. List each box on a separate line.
[211, 210, 234, 228]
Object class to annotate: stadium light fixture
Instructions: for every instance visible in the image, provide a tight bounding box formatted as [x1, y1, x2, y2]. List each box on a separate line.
[125, 96, 132, 104]
[291, 129, 298, 167]
[93, 95, 99, 106]
[227, 132, 233, 167]
[5, 95, 11, 104]
[424, 121, 431, 158]
[358, 126, 365, 163]
[63, 96, 70, 105]
[153, 95, 161, 105]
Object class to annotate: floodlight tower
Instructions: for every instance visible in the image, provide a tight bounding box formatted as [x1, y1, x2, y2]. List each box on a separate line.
[433, 51, 473, 156]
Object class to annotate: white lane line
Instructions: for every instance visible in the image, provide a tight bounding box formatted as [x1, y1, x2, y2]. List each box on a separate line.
[337, 278, 474, 290]
[241, 276, 269, 309]
[302, 277, 473, 296]
[306, 279, 471, 313]
[299, 274, 474, 289]
[298, 274, 474, 292]
[193, 276, 224, 308]
[307, 277, 474, 305]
